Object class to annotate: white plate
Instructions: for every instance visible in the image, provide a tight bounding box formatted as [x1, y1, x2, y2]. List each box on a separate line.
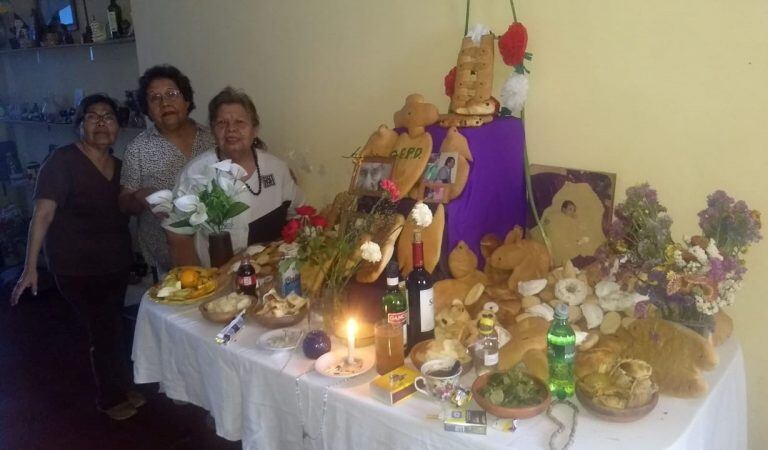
[259, 328, 304, 351]
[314, 350, 374, 379]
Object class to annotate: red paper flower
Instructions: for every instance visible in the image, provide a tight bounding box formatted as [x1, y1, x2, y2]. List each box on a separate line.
[281, 219, 301, 243]
[379, 179, 400, 201]
[310, 215, 328, 229]
[498, 22, 528, 67]
[444, 66, 457, 97]
[295, 205, 317, 217]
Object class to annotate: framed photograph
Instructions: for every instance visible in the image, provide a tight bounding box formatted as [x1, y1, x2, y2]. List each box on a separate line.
[422, 152, 458, 184]
[349, 156, 395, 197]
[526, 164, 617, 268]
[420, 182, 449, 204]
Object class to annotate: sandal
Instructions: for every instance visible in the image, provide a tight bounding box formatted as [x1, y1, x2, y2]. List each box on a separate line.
[98, 401, 137, 421]
[126, 391, 146, 408]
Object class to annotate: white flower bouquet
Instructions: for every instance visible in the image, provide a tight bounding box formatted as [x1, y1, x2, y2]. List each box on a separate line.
[146, 159, 250, 234]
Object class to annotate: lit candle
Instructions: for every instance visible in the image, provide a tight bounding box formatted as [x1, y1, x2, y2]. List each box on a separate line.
[347, 318, 357, 364]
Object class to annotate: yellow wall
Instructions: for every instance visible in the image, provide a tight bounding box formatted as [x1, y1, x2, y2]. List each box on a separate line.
[132, 0, 768, 445]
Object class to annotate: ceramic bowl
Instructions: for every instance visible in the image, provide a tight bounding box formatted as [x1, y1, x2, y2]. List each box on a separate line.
[575, 385, 659, 422]
[198, 294, 255, 323]
[471, 372, 551, 419]
[408, 339, 472, 373]
[249, 306, 307, 329]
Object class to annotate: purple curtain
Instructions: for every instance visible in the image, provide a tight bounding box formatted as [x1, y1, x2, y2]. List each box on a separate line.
[426, 117, 527, 267]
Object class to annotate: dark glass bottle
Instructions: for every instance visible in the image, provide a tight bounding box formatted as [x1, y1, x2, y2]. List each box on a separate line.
[406, 231, 434, 352]
[31, 8, 45, 46]
[381, 258, 408, 349]
[107, 0, 123, 39]
[236, 256, 257, 297]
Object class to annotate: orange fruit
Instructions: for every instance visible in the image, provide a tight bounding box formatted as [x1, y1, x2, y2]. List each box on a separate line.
[179, 269, 200, 289]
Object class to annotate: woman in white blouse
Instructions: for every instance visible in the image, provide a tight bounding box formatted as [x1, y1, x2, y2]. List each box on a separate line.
[166, 87, 303, 267]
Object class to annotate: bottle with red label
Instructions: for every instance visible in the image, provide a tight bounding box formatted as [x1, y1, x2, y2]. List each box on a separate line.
[236, 256, 257, 296]
[406, 230, 434, 352]
[381, 258, 408, 350]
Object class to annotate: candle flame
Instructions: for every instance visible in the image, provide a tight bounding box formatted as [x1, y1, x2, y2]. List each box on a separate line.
[347, 318, 357, 337]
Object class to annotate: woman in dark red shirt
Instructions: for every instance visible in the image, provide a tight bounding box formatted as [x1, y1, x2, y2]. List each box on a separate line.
[11, 94, 140, 420]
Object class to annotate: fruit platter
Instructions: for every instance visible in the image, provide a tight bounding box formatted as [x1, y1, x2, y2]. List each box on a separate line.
[149, 266, 230, 305]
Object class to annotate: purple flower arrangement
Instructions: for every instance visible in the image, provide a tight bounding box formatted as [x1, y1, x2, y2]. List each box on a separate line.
[602, 184, 761, 320]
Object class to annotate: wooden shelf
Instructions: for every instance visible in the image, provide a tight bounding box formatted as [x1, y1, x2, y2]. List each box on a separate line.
[0, 37, 135, 55]
[0, 119, 145, 131]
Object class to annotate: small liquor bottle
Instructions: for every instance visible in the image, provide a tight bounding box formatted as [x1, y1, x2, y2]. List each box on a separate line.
[381, 258, 408, 349]
[236, 256, 257, 297]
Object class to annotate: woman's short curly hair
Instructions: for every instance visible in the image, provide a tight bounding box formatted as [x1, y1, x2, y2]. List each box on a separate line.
[74, 93, 118, 128]
[136, 64, 195, 115]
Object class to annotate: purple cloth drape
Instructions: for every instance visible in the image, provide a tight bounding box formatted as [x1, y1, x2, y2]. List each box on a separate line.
[425, 117, 527, 267]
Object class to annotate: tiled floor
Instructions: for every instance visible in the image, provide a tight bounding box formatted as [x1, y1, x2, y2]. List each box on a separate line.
[0, 276, 241, 450]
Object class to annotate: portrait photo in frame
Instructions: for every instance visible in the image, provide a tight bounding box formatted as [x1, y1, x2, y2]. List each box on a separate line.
[526, 164, 617, 268]
[422, 152, 458, 185]
[349, 156, 395, 197]
[420, 182, 450, 204]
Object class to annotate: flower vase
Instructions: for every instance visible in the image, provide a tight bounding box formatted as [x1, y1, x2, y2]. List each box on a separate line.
[208, 231, 233, 268]
[314, 286, 347, 335]
[660, 303, 715, 340]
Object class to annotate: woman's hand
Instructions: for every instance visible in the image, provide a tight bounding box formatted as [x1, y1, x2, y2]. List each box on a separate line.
[119, 187, 168, 218]
[11, 267, 38, 306]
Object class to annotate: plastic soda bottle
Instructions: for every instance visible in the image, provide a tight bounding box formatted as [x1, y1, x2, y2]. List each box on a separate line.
[547, 303, 576, 399]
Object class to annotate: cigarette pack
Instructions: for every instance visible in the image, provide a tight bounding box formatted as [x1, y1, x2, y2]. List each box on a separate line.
[369, 366, 418, 405]
[443, 408, 487, 435]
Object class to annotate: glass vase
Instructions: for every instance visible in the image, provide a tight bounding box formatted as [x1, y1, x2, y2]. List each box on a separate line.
[659, 302, 715, 340]
[208, 231, 233, 268]
[313, 286, 347, 335]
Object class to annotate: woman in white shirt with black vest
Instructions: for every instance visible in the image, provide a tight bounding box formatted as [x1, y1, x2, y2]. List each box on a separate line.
[166, 87, 304, 267]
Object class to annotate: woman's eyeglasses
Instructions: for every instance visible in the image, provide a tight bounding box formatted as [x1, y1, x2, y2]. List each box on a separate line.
[84, 112, 117, 125]
[148, 89, 182, 105]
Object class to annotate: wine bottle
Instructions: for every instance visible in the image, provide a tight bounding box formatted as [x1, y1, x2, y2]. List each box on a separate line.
[406, 231, 434, 351]
[107, 0, 123, 39]
[381, 258, 408, 349]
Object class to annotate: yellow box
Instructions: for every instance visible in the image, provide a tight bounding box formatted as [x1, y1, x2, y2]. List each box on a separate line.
[369, 366, 419, 405]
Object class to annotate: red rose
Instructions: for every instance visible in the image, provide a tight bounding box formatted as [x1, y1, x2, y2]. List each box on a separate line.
[295, 205, 317, 217]
[498, 22, 528, 66]
[281, 219, 301, 243]
[379, 179, 400, 201]
[444, 66, 457, 97]
[310, 215, 328, 229]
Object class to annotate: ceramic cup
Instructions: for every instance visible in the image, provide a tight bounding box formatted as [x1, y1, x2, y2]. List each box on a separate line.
[414, 358, 462, 402]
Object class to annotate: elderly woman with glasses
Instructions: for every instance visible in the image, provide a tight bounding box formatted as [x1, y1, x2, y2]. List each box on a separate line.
[119, 64, 215, 274]
[166, 87, 304, 267]
[11, 94, 141, 420]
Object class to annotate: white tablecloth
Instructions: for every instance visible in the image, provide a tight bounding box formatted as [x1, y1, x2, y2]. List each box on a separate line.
[133, 295, 747, 450]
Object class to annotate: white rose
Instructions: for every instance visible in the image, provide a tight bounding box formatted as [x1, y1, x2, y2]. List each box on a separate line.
[360, 241, 382, 263]
[500, 73, 529, 116]
[410, 202, 433, 228]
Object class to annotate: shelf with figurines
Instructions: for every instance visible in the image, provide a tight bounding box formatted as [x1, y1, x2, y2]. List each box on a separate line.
[0, 36, 135, 56]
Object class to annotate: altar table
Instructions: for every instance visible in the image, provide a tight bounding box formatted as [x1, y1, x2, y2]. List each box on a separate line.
[133, 295, 747, 450]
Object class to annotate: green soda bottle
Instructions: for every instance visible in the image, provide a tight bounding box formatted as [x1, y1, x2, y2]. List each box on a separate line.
[547, 303, 575, 399]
